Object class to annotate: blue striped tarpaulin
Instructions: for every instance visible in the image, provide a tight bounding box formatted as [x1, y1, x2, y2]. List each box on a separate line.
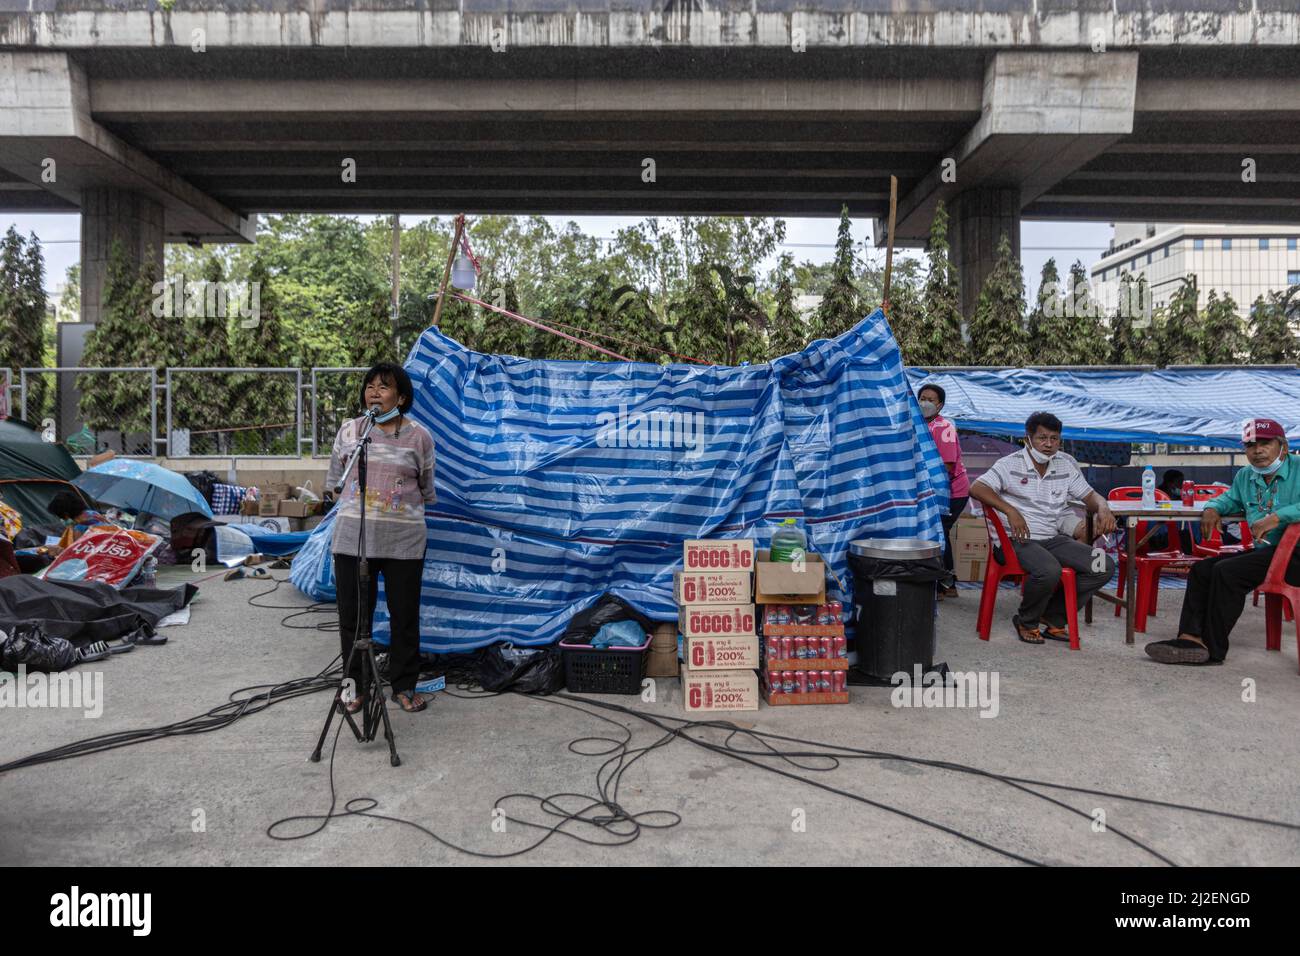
[294, 308, 948, 653]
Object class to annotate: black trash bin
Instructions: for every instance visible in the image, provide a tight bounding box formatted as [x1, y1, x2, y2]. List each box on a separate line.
[849, 538, 948, 679]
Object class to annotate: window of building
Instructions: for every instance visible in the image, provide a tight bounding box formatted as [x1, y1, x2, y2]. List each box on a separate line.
[1193, 239, 1204, 251]
[1147, 253, 1153, 265]
[1260, 239, 1270, 251]
[1290, 271, 1300, 287]
[1222, 239, 1232, 251]
[1163, 246, 1170, 258]
[1290, 238, 1298, 251]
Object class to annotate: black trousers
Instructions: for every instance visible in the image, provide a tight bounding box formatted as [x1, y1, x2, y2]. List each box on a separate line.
[939, 495, 969, 575]
[333, 553, 425, 694]
[1177, 545, 1300, 662]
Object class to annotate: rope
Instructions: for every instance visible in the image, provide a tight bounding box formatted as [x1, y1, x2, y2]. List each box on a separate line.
[450, 292, 632, 362]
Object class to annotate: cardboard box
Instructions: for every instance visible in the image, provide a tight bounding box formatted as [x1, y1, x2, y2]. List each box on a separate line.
[680, 665, 759, 712]
[239, 497, 260, 517]
[646, 647, 680, 679]
[678, 604, 756, 637]
[955, 558, 985, 583]
[763, 654, 849, 671]
[683, 539, 755, 572]
[301, 515, 325, 531]
[683, 633, 760, 671]
[265, 482, 295, 499]
[278, 499, 316, 518]
[753, 549, 826, 605]
[257, 492, 285, 516]
[673, 570, 752, 605]
[761, 671, 849, 704]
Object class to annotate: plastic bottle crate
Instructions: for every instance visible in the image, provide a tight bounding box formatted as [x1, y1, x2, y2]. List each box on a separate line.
[559, 636, 651, 694]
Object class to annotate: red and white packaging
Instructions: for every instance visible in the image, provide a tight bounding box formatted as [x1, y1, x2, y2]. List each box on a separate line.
[682, 633, 760, 671]
[680, 665, 759, 712]
[673, 570, 752, 605]
[683, 539, 755, 572]
[43, 526, 162, 589]
[679, 604, 756, 637]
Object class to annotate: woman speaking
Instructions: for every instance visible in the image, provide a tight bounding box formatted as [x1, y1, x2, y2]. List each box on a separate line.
[325, 362, 438, 713]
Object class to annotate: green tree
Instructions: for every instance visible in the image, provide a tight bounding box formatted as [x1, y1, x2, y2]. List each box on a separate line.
[1199, 289, 1247, 364]
[0, 227, 48, 420]
[1109, 272, 1156, 365]
[810, 205, 862, 340]
[671, 264, 729, 365]
[767, 254, 807, 358]
[80, 241, 154, 448]
[231, 253, 298, 454]
[1156, 275, 1202, 367]
[966, 232, 1029, 366]
[914, 201, 965, 365]
[1246, 291, 1300, 364]
[1026, 257, 1066, 361]
[171, 255, 237, 452]
[880, 258, 927, 364]
[1062, 261, 1111, 364]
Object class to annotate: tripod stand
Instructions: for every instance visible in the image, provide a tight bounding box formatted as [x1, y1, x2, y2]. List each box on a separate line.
[310, 411, 400, 767]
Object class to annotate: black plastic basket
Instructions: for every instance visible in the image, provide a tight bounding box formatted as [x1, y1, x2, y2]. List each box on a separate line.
[559, 635, 651, 695]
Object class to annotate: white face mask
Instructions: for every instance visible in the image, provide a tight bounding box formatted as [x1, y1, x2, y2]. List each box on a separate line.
[919, 401, 938, 419]
[1027, 446, 1054, 465]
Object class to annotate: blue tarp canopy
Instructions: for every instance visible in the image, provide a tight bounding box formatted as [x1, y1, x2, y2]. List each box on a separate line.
[293, 309, 948, 653]
[904, 367, 1300, 448]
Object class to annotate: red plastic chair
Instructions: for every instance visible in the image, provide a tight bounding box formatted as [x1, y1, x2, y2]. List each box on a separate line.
[1255, 523, 1300, 674]
[976, 508, 1081, 650]
[1109, 486, 1198, 633]
[1192, 484, 1253, 558]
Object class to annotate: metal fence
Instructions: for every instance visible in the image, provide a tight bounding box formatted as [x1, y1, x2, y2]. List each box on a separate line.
[165, 367, 304, 459]
[19, 367, 160, 457]
[310, 367, 368, 458]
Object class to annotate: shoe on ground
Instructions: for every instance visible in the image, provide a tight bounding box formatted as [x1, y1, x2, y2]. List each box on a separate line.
[1144, 638, 1211, 665]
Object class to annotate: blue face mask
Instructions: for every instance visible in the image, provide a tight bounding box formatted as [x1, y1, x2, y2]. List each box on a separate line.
[1250, 454, 1284, 476]
[373, 406, 400, 424]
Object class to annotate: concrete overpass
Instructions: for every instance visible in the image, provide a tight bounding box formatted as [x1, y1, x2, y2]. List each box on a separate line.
[2, 1, 1298, 320]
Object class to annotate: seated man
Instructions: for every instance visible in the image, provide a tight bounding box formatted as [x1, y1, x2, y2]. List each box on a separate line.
[1147, 417, 1300, 666]
[969, 411, 1118, 644]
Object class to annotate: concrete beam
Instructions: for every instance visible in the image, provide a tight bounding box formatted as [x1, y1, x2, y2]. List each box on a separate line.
[877, 51, 1139, 247]
[0, 52, 255, 244]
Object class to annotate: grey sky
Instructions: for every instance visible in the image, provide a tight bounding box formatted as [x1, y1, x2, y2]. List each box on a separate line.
[3, 211, 1116, 305]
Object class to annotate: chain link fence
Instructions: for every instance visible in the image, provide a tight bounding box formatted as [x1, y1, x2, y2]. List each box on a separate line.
[19, 367, 160, 457]
[165, 367, 303, 458]
[310, 367, 368, 458]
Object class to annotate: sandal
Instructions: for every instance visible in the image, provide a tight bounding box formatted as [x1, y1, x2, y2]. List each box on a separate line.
[1012, 614, 1044, 644]
[392, 690, 428, 713]
[335, 690, 365, 715]
[1041, 624, 1070, 643]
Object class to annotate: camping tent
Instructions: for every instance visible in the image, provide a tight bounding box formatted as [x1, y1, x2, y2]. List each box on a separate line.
[0, 417, 83, 537]
[904, 367, 1300, 447]
[294, 308, 949, 653]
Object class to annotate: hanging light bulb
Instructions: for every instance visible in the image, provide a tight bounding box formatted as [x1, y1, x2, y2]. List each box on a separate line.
[450, 255, 477, 290]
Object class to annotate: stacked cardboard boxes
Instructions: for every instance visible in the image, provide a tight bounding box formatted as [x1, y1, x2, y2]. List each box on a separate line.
[752, 548, 847, 705]
[677, 540, 759, 712]
[953, 515, 989, 583]
[240, 483, 326, 531]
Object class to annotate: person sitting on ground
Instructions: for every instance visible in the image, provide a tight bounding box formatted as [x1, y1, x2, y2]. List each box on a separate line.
[1146, 417, 1300, 666]
[47, 490, 108, 549]
[918, 383, 969, 598]
[969, 411, 1118, 644]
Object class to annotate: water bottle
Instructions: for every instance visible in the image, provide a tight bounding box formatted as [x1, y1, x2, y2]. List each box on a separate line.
[1141, 465, 1156, 508]
[770, 518, 808, 563]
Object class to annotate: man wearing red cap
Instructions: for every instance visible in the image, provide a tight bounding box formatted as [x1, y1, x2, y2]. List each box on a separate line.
[1147, 417, 1300, 665]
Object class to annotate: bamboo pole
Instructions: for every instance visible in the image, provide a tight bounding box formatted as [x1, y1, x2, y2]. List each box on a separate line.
[431, 214, 464, 329]
[882, 175, 898, 315]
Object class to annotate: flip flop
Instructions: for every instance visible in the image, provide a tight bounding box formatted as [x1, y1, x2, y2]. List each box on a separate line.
[124, 623, 167, 646]
[391, 690, 428, 713]
[77, 641, 113, 663]
[1013, 614, 1044, 644]
[1041, 624, 1071, 643]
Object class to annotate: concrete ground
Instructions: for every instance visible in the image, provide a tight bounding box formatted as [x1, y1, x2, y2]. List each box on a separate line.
[2, 566, 1298, 867]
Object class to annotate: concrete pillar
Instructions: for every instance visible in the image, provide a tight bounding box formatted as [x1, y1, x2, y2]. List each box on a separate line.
[79, 188, 165, 324]
[948, 186, 1020, 320]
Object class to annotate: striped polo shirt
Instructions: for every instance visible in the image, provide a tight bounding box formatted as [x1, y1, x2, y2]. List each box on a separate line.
[973, 449, 1094, 541]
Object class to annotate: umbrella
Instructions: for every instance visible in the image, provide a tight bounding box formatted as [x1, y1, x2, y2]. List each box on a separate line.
[72, 459, 214, 520]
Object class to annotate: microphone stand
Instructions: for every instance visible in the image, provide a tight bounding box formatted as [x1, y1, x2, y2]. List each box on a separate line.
[311, 409, 401, 767]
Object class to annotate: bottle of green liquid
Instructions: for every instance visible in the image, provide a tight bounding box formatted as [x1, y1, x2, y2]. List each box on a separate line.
[770, 518, 807, 563]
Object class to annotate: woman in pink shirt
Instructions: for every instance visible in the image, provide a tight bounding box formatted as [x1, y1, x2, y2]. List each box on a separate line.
[919, 384, 969, 597]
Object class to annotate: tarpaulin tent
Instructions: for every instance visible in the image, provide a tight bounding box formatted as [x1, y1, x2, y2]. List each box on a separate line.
[0, 417, 83, 537]
[294, 308, 948, 653]
[904, 367, 1300, 447]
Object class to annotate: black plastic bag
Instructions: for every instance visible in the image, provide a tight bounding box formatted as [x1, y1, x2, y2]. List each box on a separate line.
[848, 552, 953, 588]
[184, 470, 220, 507]
[479, 644, 565, 695]
[560, 594, 655, 647]
[0, 622, 78, 672]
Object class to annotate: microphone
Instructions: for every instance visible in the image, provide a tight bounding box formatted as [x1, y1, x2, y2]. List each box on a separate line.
[365, 403, 381, 420]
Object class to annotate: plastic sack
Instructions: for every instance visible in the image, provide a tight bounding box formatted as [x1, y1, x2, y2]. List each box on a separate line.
[591, 619, 646, 648]
[848, 552, 952, 585]
[0, 622, 78, 672]
[560, 593, 655, 647]
[44, 526, 162, 589]
[479, 643, 565, 695]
